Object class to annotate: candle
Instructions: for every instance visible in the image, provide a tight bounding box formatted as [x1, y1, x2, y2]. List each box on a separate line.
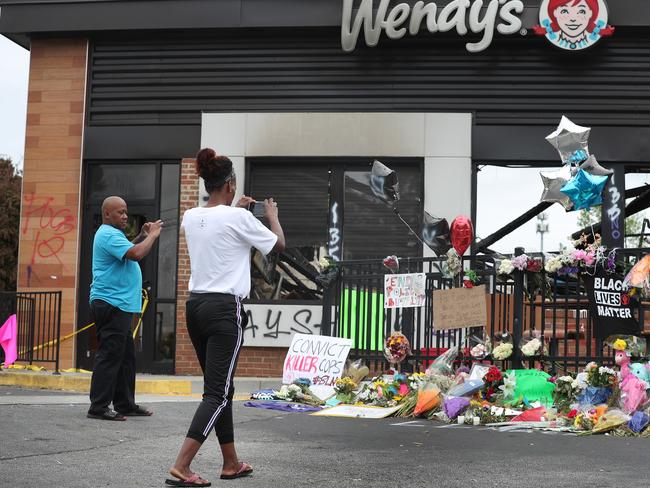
[457, 415, 465, 424]
[473, 417, 480, 426]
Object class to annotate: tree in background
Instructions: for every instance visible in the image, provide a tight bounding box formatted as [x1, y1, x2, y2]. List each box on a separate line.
[577, 207, 648, 248]
[0, 158, 22, 290]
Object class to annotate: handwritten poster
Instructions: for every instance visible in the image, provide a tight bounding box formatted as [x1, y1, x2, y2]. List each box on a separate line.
[283, 333, 352, 400]
[384, 273, 426, 309]
[432, 285, 487, 331]
[311, 404, 400, 419]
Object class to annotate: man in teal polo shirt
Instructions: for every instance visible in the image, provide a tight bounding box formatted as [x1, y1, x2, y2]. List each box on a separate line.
[87, 196, 163, 421]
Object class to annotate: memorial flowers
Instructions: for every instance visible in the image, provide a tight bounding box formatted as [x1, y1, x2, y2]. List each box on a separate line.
[519, 330, 545, 357]
[492, 332, 514, 360]
[334, 377, 358, 404]
[552, 375, 580, 413]
[276, 379, 323, 406]
[384, 331, 411, 366]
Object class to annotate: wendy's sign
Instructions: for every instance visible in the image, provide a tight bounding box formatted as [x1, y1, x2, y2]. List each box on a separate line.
[341, 0, 614, 53]
[341, 0, 525, 54]
[534, 0, 614, 50]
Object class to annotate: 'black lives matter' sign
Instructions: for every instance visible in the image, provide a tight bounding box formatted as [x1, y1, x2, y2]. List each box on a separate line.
[585, 267, 640, 339]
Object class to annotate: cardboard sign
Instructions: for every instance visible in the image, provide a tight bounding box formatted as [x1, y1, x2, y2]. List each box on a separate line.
[432, 285, 487, 331]
[384, 273, 426, 309]
[283, 333, 352, 400]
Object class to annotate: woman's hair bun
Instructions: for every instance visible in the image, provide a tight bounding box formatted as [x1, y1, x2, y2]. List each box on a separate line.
[196, 148, 218, 176]
[195, 148, 233, 193]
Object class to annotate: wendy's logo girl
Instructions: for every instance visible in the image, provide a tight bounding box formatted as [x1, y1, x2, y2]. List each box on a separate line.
[534, 0, 614, 50]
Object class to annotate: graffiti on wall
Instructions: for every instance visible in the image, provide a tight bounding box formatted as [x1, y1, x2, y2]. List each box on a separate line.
[244, 304, 334, 347]
[21, 193, 76, 286]
[328, 201, 342, 261]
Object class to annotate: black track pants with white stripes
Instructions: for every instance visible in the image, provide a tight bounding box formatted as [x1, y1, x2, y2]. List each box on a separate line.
[185, 292, 245, 444]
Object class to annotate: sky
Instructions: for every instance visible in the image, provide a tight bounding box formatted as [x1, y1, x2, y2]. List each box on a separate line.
[0, 35, 29, 170]
[2, 34, 648, 254]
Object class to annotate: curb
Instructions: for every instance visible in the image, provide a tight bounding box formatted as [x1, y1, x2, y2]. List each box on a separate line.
[0, 370, 282, 398]
[0, 370, 192, 395]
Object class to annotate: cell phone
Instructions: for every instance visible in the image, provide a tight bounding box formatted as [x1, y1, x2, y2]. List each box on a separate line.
[247, 200, 266, 218]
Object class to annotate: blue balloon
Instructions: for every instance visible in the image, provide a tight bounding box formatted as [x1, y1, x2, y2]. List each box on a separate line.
[560, 169, 609, 211]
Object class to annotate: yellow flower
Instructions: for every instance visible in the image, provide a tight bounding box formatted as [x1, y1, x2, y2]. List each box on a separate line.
[613, 339, 627, 351]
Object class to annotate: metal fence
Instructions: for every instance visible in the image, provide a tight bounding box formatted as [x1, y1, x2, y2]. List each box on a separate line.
[0, 291, 62, 371]
[322, 249, 650, 374]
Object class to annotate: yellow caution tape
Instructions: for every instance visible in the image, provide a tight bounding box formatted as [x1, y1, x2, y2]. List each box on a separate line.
[5, 363, 46, 371]
[132, 289, 149, 339]
[60, 368, 92, 374]
[19, 288, 150, 355]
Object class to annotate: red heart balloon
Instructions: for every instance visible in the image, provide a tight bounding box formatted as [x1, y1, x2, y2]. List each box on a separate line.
[450, 215, 473, 256]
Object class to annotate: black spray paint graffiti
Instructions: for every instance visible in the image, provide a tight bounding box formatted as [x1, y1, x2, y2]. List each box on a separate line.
[328, 201, 341, 261]
[245, 308, 322, 339]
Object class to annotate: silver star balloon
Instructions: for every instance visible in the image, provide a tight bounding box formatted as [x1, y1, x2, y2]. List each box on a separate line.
[545, 116, 591, 165]
[540, 165, 574, 211]
[579, 155, 613, 176]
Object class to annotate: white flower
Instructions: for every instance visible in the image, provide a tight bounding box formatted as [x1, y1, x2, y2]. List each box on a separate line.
[558, 375, 573, 383]
[598, 366, 616, 376]
[571, 379, 581, 390]
[545, 257, 563, 273]
[493, 342, 513, 360]
[498, 373, 516, 399]
[498, 259, 514, 275]
[521, 338, 542, 357]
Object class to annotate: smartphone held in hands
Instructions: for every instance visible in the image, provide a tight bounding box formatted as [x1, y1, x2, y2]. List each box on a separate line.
[247, 200, 266, 218]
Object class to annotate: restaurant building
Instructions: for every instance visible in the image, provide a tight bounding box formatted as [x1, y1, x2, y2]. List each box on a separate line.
[1, 0, 648, 375]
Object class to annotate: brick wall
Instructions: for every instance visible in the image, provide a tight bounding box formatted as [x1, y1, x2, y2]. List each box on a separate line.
[174, 159, 287, 376]
[174, 158, 201, 374]
[18, 38, 88, 370]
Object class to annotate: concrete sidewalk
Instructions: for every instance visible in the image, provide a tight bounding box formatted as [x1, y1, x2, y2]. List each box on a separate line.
[0, 368, 281, 399]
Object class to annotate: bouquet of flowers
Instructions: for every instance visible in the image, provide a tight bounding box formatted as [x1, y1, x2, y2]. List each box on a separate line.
[497, 254, 543, 276]
[481, 365, 504, 403]
[316, 255, 338, 286]
[605, 335, 647, 358]
[443, 248, 462, 278]
[577, 362, 617, 406]
[333, 377, 358, 404]
[276, 379, 323, 406]
[519, 330, 546, 358]
[585, 362, 617, 389]
[551, 375, 580, 413]
[356, 375, 407, 407]
[384, 331, 411, 366]
[492, 331, 514, 360]
[382, 255, 399, 273]
[468, 333, 492, 360]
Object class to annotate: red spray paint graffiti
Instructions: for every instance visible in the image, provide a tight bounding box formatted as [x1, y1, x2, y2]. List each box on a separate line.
[21, 193, 76, 285]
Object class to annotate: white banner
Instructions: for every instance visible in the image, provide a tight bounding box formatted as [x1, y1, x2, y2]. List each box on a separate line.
[384, 273, 426, 309]
[282, 333, 352, 400]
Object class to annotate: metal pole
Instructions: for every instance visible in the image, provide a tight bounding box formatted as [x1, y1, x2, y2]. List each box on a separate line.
[511, 247, 525, 369]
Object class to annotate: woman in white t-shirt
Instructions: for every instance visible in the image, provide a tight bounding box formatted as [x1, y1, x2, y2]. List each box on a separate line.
[167, 148, 285, 487]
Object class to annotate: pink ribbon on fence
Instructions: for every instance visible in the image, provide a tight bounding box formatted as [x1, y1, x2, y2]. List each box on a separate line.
[0, 314, 17, 367]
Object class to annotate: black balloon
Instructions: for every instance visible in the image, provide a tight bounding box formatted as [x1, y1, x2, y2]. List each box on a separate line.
[422, 212, 452, 255]
[371, 160, 400, 203]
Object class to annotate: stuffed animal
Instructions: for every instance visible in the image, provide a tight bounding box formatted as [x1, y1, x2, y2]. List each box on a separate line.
[629, 363, 650, 385]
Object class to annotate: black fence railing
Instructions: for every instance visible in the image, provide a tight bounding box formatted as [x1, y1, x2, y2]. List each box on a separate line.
[322, 249, 650, 374]
[0, 291, 62, 372]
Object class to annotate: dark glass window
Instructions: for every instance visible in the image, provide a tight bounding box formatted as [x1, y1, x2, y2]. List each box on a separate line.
[87, 164, 156, 202]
